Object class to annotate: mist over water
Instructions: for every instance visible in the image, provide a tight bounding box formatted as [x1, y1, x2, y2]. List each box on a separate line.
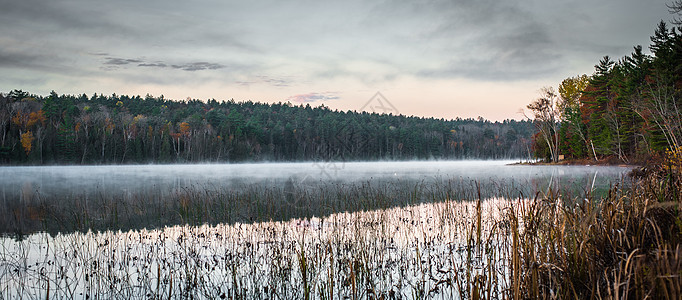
[0, 160, 634, 235]
[1, 160, 631, 201]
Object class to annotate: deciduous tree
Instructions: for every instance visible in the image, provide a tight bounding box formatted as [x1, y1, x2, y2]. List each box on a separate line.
[527, 87, 561, 162]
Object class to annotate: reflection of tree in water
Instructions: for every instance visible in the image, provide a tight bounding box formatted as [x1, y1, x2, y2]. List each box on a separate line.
[0, 172, 627, 238]
[21, 181, 35, 202]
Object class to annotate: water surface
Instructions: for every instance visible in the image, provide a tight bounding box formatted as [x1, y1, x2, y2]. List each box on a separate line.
[0, 161, 632, 235]
[0, 160, 630, 200]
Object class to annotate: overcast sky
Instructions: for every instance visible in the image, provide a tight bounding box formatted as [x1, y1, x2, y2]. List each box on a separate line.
[0, 0, 675, 120]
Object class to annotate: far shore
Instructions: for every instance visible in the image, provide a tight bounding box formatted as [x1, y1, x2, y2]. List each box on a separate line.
[509, 157, 642, 168]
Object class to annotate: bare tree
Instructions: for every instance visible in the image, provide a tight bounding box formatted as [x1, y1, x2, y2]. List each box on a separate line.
[526, 87, 561, 162]
[634, 77, 681, 152]
[669, 0, 682, 25]
[0, 94, 9, 148]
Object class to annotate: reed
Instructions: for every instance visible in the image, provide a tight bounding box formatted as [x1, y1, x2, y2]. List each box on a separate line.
[508, 166, 681, 299]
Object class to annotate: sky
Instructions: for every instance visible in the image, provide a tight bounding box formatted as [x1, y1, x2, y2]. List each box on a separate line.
[0, 0, 676, 121]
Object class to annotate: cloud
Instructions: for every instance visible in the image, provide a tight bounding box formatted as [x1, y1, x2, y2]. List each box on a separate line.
[100, 56, 224, 72]
[286, 92, 339, 103]
[170, 62, 225, 71]
[259, 76, 289, 87]
[104, 58, 143, 65]
[236, 75, 291, 87]
[0, 48, 86, 75]
[138, 63, 168, 68]
[0, 50, 42, 69]
[372, 0, 563, 81]
[0, 0, 673, 113]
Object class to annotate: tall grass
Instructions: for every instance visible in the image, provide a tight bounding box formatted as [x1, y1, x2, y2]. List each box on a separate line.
[508, 167, 681, 299]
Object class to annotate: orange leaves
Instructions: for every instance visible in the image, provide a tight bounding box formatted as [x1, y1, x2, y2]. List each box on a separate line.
[105, 118, 115, 133]
[27, 110, 46, 128]
[169, 122, 191, 143]
[11, 112, 27, 127]
[179, 122, 191, 137]
[12, 110, 46, 131]
[11, 108, 43, 156]
[20, 131, 34, 155]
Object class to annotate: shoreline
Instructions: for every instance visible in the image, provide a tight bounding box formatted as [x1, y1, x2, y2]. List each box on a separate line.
[509, 157, 642, 167]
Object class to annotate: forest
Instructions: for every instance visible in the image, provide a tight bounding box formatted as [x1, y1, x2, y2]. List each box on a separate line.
[0, 90, 533, 164]
[528, 18, 682, 164]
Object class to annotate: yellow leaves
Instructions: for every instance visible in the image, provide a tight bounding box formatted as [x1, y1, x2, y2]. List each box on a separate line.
[664, 146, 682, 172]
[133, 114, 145, 124]
[558, 74, 590, 111]
[664, 146, 681, 161]
[20, 131, 34, 155]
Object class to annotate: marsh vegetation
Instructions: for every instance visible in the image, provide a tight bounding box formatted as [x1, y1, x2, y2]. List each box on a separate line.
[5, 161, 676, 299]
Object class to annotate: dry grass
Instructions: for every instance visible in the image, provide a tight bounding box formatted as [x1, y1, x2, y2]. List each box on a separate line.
[508, 167, 681, 299]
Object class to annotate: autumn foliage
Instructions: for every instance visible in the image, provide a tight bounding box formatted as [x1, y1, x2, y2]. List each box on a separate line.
[11, 110, 45, 130]
[20, 131, 34, 155]
[529, 20, 682, 163]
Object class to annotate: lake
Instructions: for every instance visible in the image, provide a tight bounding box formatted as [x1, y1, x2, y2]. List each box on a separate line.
[1, 160, 630, 202]
[0, 160, 631, 235]
[0, 161, 634, 299]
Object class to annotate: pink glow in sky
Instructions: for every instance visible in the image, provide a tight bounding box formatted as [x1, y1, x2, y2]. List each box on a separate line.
[0, 0, 675, 121]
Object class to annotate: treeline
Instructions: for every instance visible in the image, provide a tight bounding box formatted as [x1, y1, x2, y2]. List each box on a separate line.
[528, 19, 682, 163]
[0, 91, 533, 164]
